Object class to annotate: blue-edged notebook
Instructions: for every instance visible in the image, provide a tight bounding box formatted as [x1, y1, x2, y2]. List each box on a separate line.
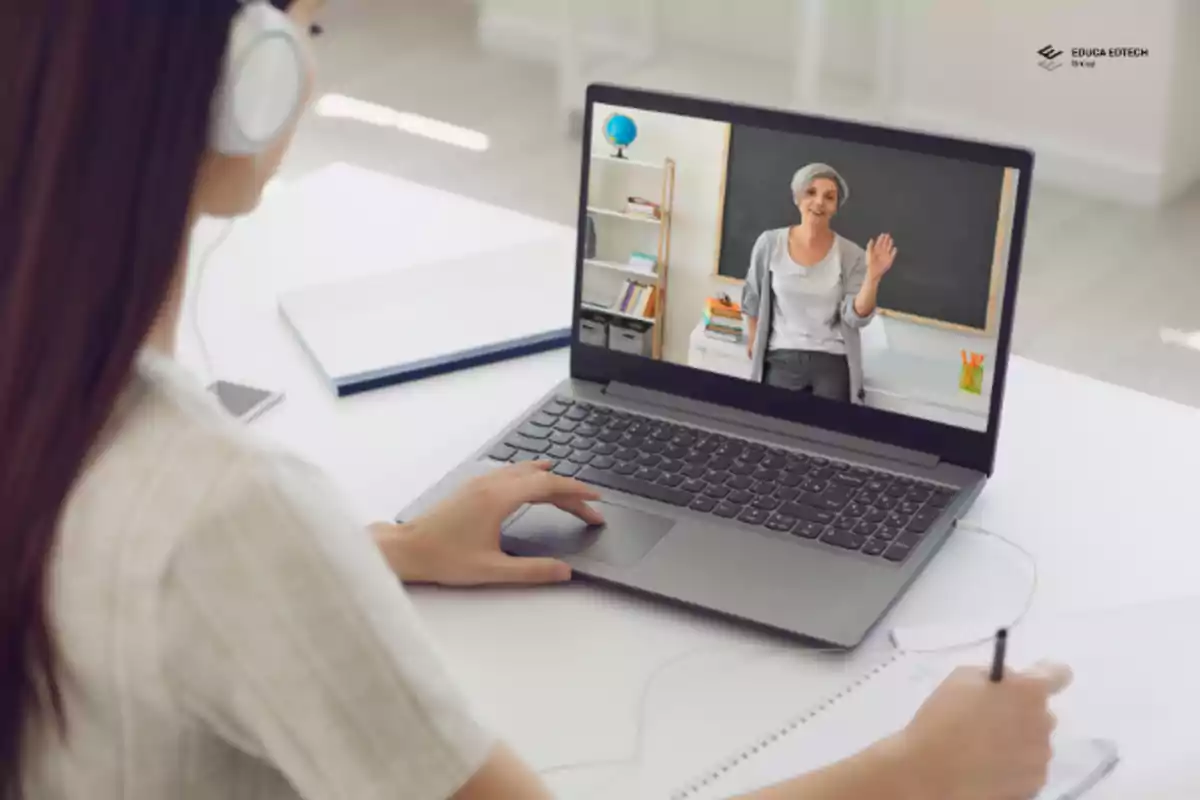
[279, 238, 575, 397]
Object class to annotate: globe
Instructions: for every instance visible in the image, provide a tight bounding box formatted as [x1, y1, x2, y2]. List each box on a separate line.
[603, 113, 638, 159]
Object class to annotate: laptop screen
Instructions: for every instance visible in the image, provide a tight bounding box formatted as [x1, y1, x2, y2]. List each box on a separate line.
[577, 98, 1022, 435]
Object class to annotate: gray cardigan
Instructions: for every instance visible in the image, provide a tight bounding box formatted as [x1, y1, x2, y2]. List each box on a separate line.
[741, 228, 876, 404]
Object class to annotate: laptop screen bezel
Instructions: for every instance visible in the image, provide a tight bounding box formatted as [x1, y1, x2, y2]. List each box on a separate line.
[570, 83, 1033, 476]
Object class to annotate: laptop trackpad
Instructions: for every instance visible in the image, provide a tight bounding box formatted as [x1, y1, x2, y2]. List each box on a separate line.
[501, 501, 673, 568]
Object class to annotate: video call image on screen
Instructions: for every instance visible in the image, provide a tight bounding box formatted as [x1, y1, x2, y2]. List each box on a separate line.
[578, 103, 1020, 432]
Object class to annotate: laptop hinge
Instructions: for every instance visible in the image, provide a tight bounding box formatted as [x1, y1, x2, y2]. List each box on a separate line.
[602, 381, 940, 470]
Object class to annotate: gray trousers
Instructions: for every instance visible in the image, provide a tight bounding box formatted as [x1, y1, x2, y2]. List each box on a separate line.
[763, 349, 851, 402]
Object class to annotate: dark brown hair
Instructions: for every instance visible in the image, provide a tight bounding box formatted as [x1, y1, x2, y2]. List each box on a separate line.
[0, 2, 238, 795]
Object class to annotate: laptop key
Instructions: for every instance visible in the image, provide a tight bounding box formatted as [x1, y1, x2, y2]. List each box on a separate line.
[766, 514, 797, 531]
[728, 476, 754, 490]
[738, 508, 769, 526]
[635, 467, 663, 483]
[664, 445, 689, 459]
[793, 521, 825, 540]
[659, 473, 685, 487]
[577, 423, 601, 437]
[728, 490, 754, 504]
[777, 471, 804, 488]
[887, 513, 912, 529]
[730, 462, 756, 476]
[530, 412, 559, 427]
[488, 444, 517, 461]
[713, 501, 742, 519]
[615, 447, 639, 462]
[591, 456, 615, 470]
[705, 484, 731, 499]
[552, 461, 580, 477]
[660, 459, 685, 474]
[884, 544, 913, 563]
[907, 509, 941, 533]
[568, 450, 594, 465]
[753, 481, 778, 496]
[927, 489, 956, 508]
[573, 437, 595, 450]
[862, 539, 888, 557]
[565, 407, 589, 421]
[886, 485, 907, 497]
[865, 480, 889, 493]
[834, 517, 856, 531]
[752, 496, 781, 511]
[546, 445, 572, 459]
[705, 470, 732, 485]
[576, 467, 692, 506]
[642, 442, 666, 455]
[542, 402, 569, 417]
[853, 521, 879, 536]
[513, 452, 543, 464]
[593, 443, 617, 456]
[821, 530, 867, 551]
[834, 474, 865, 487]
[864, 510, 887, 524]
[614, 462, 637, 476]
[506, 434, 550, 454]
[690, 496, 717, 513]
[554, 418, 580, 433]
[637, 453, 662, 467]
[841, 502, 866, 518]
[681, 479, 706, 494]
[898, 533, 923, 548]
[874, 496, 897, 511]
[708, 456, 734, 470]
[774, 487, 799, 502]
[779, 503, 835, 525]
[875, 526, 901, 541]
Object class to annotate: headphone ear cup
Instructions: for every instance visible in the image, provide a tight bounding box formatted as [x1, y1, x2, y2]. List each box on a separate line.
[211, 1, 308, 156]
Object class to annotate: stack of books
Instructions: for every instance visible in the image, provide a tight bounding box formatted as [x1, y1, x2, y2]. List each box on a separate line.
[703, 297, 744, 343]
[613, 280, 658, 320]
[625, 196, 662, 220]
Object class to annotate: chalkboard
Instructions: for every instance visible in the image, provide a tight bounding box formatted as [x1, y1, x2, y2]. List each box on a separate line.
[716, 124, 1008, 331]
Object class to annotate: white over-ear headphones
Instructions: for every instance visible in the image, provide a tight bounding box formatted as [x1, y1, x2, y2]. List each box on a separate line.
[210, 0, 309, 156]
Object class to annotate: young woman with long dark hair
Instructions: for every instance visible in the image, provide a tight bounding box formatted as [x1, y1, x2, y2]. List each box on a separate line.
[2, 2, 1071, 798]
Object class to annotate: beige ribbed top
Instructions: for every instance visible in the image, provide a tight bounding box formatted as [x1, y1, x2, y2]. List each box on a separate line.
[22, 350, 492, 799]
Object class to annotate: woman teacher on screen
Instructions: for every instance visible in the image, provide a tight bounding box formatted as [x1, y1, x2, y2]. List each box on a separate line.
[3, 4, 1070, 799]
[742, 163, 897, 403]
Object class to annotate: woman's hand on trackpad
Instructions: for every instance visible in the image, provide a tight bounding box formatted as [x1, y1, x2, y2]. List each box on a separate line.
[371, 462, 604, 587]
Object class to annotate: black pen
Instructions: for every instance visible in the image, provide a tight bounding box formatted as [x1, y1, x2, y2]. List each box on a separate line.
[990, 628, 1008, 682]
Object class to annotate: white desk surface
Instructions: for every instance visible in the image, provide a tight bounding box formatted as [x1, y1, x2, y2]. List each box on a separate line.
[185, 163, 1200, 798]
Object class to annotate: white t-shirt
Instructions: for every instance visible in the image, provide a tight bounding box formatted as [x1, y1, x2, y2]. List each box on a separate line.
[21, 349, 493, 799]
[768, 231, 847, 355]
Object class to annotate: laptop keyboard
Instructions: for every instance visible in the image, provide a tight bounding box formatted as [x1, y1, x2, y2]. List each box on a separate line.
[488, 396, 959, 564]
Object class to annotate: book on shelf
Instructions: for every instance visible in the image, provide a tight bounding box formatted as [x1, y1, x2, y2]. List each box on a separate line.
[610, 279, 658, 319]
[624, 195, 661, 220]
[627, 251, 658, 273]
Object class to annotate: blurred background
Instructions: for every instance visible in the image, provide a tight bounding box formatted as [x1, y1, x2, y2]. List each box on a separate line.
[287, 0, 1200, 406]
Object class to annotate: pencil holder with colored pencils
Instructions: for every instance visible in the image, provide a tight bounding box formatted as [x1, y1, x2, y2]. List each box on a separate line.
[960, 350, 985, 394]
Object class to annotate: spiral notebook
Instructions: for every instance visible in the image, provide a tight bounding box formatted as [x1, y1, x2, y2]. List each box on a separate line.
[669, 644, 1121, 800]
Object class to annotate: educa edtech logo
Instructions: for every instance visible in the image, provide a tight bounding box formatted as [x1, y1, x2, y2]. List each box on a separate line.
[1037, 45, 1064, 71]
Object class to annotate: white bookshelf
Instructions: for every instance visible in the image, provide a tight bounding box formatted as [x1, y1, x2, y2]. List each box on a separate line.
[583, 155, 674, 359]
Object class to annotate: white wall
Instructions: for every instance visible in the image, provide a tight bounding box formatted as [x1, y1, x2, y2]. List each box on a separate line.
[1164, 0, 1200, 197]
[588, 104, 729, 365]
[478, 0, 1200, 204]
[891, 0, 1180, 204]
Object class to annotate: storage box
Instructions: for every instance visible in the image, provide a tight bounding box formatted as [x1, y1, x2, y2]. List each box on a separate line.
[608, 319, 652, 356]
[578, 312, 608, 347]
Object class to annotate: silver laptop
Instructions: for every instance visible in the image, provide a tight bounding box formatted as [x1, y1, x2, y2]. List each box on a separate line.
[399, 84, 1033, 649]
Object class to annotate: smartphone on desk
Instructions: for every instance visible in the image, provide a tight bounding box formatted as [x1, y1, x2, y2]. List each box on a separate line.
[1040, 738, 1119, 799]
[208, 380, 284, 422]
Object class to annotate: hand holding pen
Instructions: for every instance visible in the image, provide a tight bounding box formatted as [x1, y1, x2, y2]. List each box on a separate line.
[890, 628, 1074, 799]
